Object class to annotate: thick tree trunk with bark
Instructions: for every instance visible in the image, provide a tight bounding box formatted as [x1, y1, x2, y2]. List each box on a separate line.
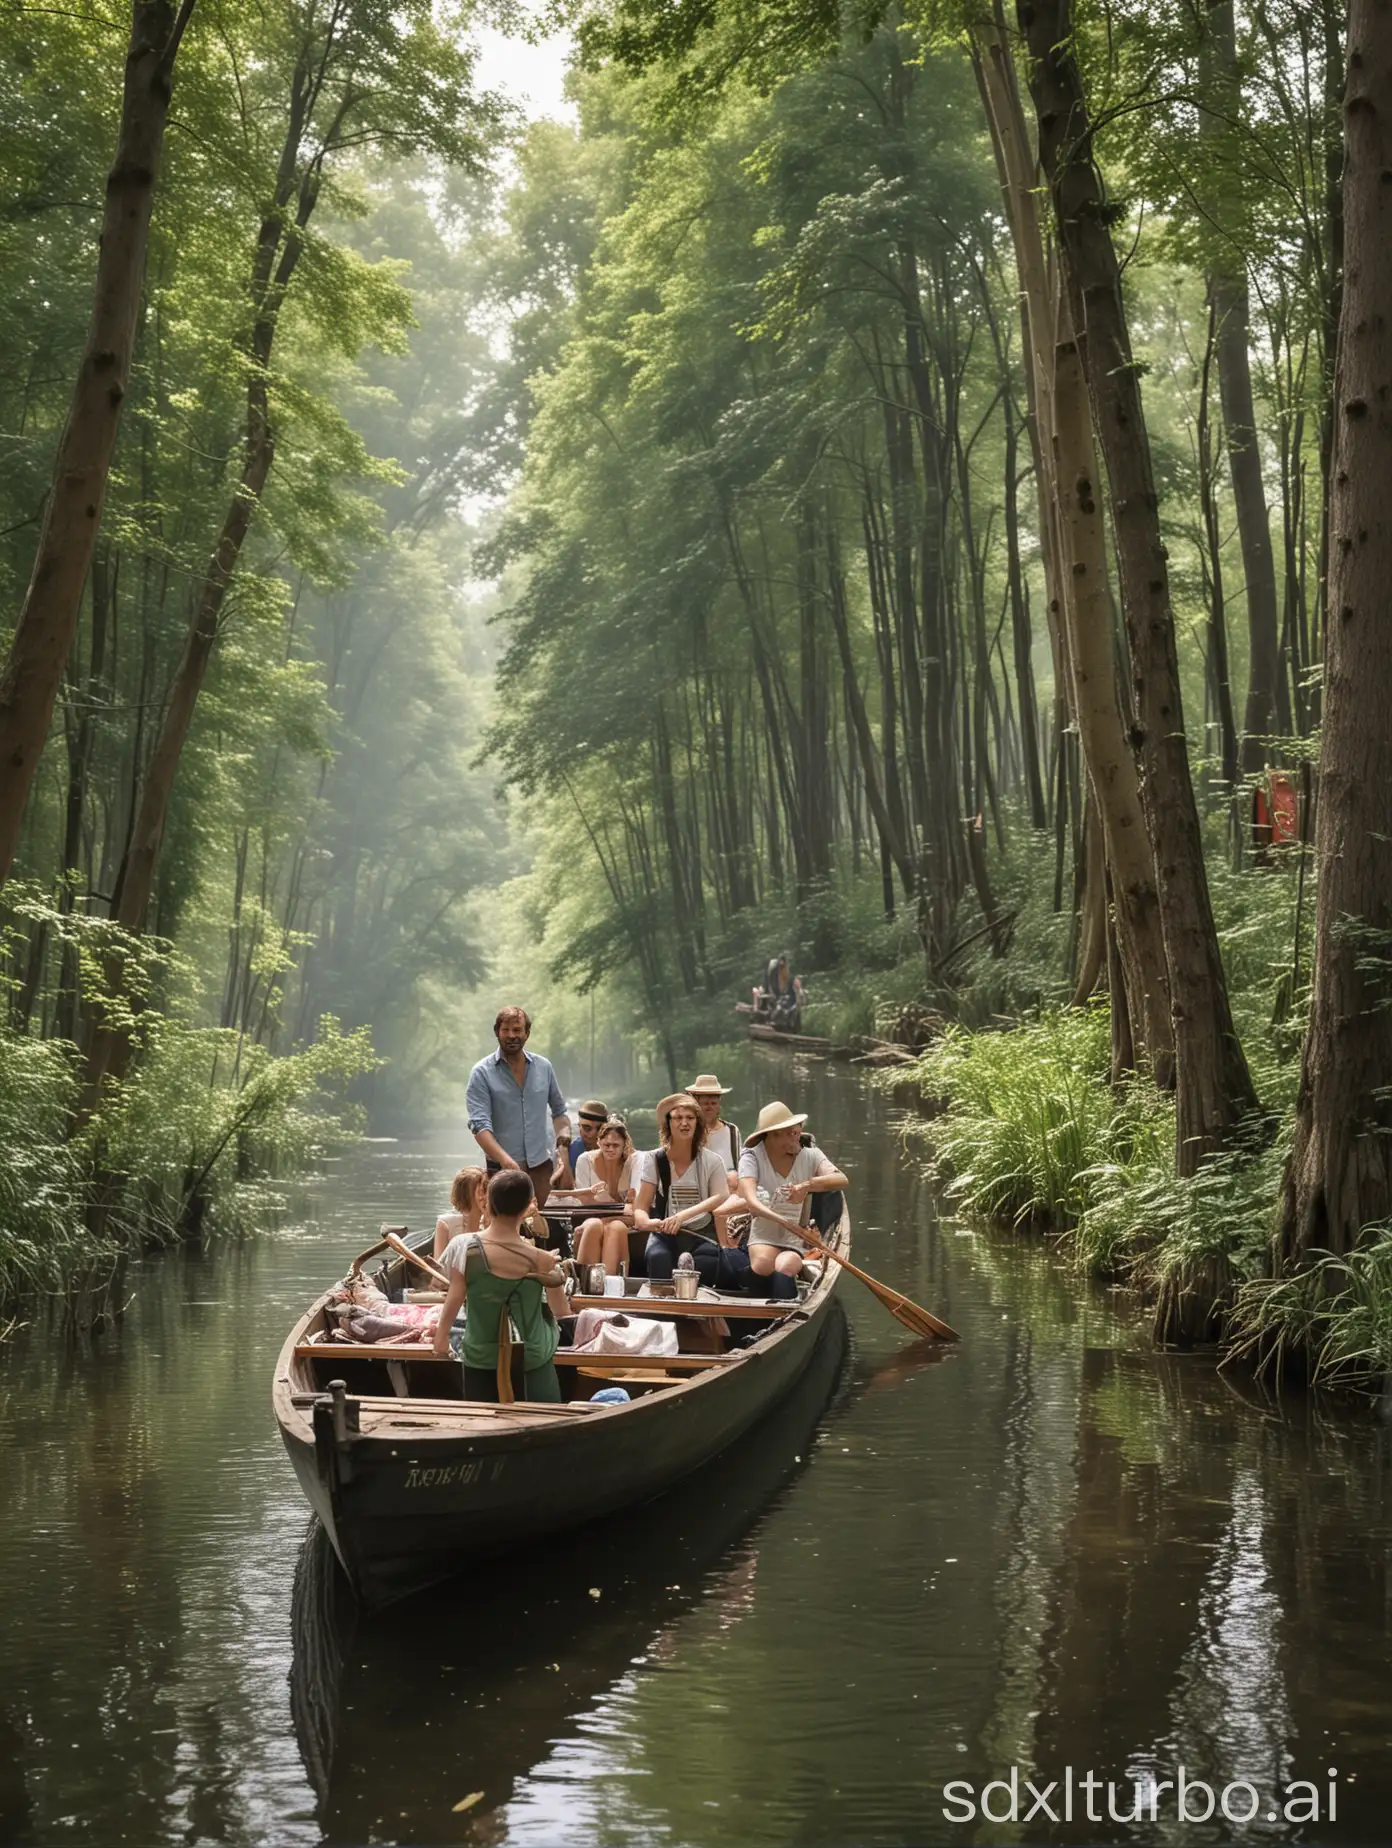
[1053, 329, 1174, 1079]
[1280, 0, 1392, 1261]
[0, 1, 193, 888]
[1018, 0, 1260, 1167]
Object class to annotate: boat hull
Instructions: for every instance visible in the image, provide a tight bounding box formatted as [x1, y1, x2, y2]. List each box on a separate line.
[279, 1271, 844, 1609]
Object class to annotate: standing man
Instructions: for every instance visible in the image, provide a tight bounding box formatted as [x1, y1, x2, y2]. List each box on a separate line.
[466, 1007, 570, 1210]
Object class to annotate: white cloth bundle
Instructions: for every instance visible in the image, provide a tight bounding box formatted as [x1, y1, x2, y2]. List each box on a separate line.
[570, 1308, 679, 1357]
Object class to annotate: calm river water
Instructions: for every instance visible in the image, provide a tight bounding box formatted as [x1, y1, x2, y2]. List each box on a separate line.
[2, 1053, 1391, 1847]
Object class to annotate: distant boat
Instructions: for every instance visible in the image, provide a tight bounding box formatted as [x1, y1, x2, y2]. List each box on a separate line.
[273, 1213, 850, 1609]
[735, 997, 832, 1053]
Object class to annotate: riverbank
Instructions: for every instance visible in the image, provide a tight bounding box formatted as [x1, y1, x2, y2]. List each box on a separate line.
[0, 1019, 374, 1321]
[732, 830, 1386, 1396]
[881, 1006, 1390, 1395]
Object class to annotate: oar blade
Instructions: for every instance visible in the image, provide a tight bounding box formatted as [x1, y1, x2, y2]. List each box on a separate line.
[891, 1294, 959, 1344]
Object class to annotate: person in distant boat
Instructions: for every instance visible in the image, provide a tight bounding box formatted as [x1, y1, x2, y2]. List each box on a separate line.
[433, 1164, 487, 1263]
[687, 1073, 742, 1184]
[763, 953, 804, 1031]
[466, 1006, 570, 1209]
[556, 1099, 608, 1190]
[572, 1115, 638, 1276]
[431, 1168, 569, 1402]
[633, 1093, 736, 1287]
[737, 1101, 847, 1298]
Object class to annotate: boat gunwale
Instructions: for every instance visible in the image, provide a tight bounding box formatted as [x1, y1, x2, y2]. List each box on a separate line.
[272, 1211, 848, 1450]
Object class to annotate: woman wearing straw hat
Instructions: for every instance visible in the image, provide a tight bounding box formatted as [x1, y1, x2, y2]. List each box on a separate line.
[737, 1101, 849, 1296]
[633, 1092, 735, 1286]
[686, 1073, 742, 1181]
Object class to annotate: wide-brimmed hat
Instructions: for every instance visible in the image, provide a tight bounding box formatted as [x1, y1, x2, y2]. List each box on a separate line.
[656, 1092, 702, 1125]
[745, 1100, 810, 1145]
[577, 1098, 609, 1123]
[686, 1072, 732, 1096]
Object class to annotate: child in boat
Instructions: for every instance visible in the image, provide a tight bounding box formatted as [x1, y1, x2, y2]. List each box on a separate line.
[431, 1169, 570, 1402]
[432, 1164, 486, 1263]
[633, 1092, 737, 1287]
[572, 1115, 638, 1277]
[737, 1101, 848, 1298]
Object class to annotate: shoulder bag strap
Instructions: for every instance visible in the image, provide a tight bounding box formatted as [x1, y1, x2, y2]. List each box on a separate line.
[654, 1152, 672, 1217]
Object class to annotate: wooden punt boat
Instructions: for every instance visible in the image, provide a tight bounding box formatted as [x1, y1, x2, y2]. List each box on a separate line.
[272, 1210, 850, 1610]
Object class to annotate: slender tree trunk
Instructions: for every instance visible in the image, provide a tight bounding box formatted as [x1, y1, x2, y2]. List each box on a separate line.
[1201, 0, 1283, 783]
[1003, 393, 1047, 826]
[1019, 0, 1259, 1165]
[84, 59, 325, 1103]
[1280, 0, 1392, 1261]
[1053, 329, 1174, 1081]
[1198, 300, 1240, 794]
[0, 1, 193, 888]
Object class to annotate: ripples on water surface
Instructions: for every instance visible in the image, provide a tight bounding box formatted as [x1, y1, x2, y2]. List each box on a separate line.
[2, 1054, 1391, 1846]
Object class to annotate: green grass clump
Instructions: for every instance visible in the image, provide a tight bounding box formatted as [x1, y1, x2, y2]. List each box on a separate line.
[1228, 1226, 1392, 1391]
[897, 998, 1293, 1346]
[904, 1004, 1127, 1228]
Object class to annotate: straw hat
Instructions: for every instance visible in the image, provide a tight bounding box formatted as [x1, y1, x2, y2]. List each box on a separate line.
[656, 1092, 702, 1126]
[686, 1072, 732, 1096]
[745, 1100, 810, 1145]
[577, 1098, 609, 1123]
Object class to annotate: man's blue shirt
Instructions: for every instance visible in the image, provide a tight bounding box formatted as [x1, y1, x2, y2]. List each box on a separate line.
[466, 1048, 565, 1168]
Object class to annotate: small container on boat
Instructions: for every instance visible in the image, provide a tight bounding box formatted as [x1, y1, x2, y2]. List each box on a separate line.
[585, 1264, 608, 1296]
[673, 1265, 700, 1301]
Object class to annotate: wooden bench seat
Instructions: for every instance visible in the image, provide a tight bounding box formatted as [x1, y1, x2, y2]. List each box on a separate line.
[566, 1295, 794, 1319]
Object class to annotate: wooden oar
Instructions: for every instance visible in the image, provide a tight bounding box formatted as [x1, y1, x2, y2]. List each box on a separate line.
[796, 1227, 959, 1343]
[383, 1232, 451, 1289]
[677, 1219, 959, 1343]
[348, 1226, 452, 1290]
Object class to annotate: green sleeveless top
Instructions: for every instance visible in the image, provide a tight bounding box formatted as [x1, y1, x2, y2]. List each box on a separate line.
[451, 1233, 559, 1372]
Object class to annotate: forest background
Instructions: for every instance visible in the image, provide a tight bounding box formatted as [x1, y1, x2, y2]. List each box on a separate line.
[1, 0, 1389, 1387]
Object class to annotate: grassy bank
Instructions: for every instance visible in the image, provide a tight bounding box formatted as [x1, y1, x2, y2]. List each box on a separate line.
[891, 1001, 1392, 1394]
[0, 1018, 374, 1321]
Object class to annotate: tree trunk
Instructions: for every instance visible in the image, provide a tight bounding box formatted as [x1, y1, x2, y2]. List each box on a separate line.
[1019, 0, 1259, 1166]
[1052, 328, 1174, 1081]
[1197, 298, 1240, 794]
[0, 1, 193, 889]
[1201, 0, 1283, 783]
[1280, 0, 1392, 1261]
[83, 56, 325, 1104]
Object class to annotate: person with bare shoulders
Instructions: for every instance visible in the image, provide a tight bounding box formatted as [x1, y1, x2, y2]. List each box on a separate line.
[431, 1169, 569, 1402]
[571, 1115, 638, 1276]
[736, 1101, 848, 1299]
[433, 1165, 486, 1264]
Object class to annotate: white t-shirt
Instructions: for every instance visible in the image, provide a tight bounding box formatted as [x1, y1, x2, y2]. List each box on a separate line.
[633, 1146, 728, 1220]
[703, 1121, 742, 1172]
[574, 1150, 635, 1199]
[738, 1142, 837, 1238]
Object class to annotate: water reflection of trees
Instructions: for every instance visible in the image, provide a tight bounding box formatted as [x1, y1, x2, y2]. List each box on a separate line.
[960, 1217, 1392, 1843]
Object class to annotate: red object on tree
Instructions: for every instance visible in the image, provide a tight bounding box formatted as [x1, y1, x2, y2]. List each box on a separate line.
[1269, 771, 1298, 845]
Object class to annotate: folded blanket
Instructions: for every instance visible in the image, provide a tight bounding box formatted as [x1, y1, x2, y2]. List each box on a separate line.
[570, 1308, 679, 1357]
